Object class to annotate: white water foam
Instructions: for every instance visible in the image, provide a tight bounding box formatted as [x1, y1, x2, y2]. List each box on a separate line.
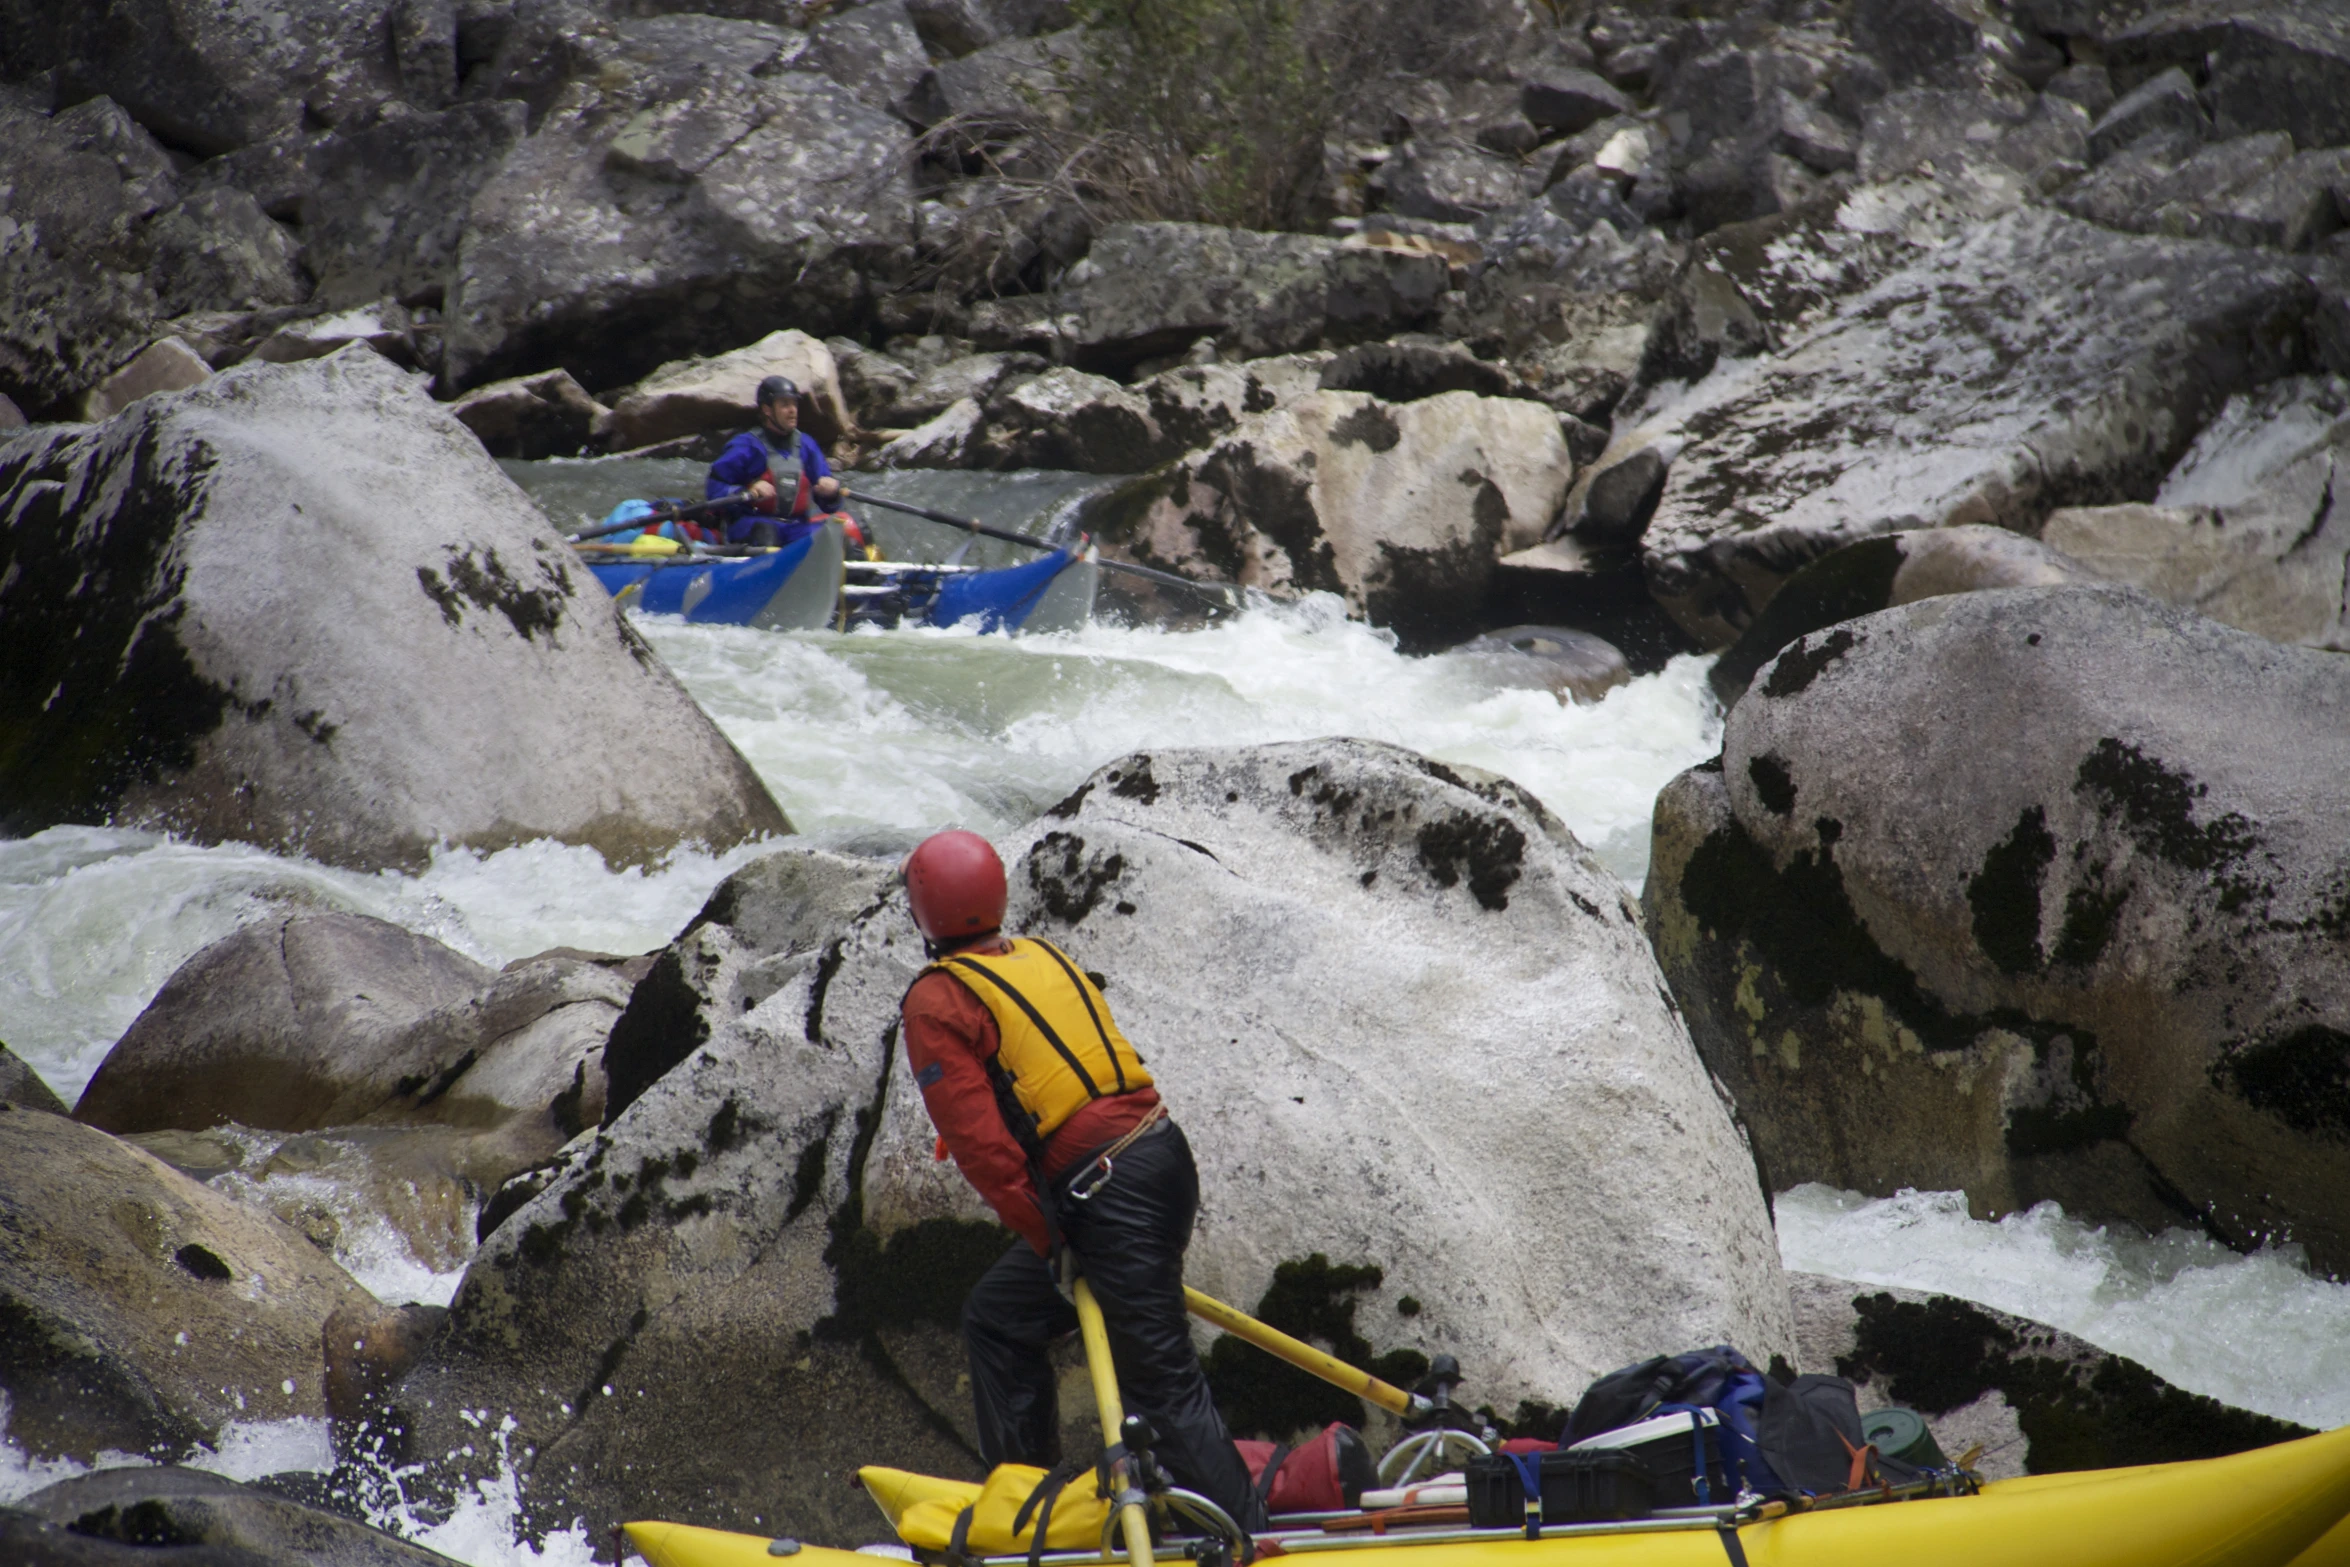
[1777, 1184, 2350, 1430]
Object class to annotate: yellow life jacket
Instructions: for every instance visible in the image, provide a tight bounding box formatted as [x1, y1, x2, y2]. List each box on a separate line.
[931, 937, 1152, 1151]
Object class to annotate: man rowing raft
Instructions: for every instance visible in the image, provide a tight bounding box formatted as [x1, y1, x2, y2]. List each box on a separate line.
[705, 374, 872, 554]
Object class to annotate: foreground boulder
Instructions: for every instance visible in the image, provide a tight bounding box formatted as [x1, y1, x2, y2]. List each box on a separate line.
[1090, 391, 1573, 647]
[0, 1105, 363, 1463]
[2043, 374, 2350, 651]
[385, 739, 1791, 1541]
[1621, 205, 2316, 647]
[1645, 586, 2350, 1272]
[12, 1468, 457, 1567]
[0, 351, 790, 871]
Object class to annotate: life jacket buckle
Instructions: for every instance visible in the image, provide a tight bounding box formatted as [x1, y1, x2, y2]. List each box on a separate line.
[1066, 1154, 1114, 1202]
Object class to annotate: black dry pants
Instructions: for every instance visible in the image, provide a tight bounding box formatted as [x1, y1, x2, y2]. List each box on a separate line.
[962, 1119, 1270, 1534]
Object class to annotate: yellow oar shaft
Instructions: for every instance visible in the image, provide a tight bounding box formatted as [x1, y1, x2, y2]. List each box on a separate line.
[1183, 1285, 1421, 1418]
[1073, 1278, 1156, 1567]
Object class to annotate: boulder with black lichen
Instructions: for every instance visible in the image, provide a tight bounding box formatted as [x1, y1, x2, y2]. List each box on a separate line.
[1644, 585, 2350, 1274]
[0, 350, 790, 872]
[386, 739, 1791, 1543]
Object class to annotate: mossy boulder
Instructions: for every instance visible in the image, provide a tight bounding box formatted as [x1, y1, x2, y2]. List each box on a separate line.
[1645, 585, 2350, 1271]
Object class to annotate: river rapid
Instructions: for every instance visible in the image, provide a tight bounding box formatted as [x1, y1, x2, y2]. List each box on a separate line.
[4, 466, 2347, 1560]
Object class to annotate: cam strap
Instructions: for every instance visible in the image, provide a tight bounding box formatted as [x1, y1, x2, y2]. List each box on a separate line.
[1837, 1432, 1876, 1493]
[1717, 1524, 1751, 1567]
[947, 956, 1107, 1100]
[1253, 1442, 1294, 1507]
[947, 1505, 978, 1567]
[1015, 1460, 1086, 1567]
[1505, 1451, 1544, 1540]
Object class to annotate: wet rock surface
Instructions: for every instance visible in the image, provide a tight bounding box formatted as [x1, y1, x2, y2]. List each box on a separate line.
[0, 1105, 364, 1464]
[1646, 586, 2350, 1273]
[0, 351, 790, 871]
[386, 739, 1790, 1541]
[12, 1467, 459, 1567]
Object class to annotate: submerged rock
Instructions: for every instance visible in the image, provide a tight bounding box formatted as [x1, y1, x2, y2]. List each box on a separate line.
[387, 739, 1790, 1543]
[1094, 389, 1572, 648]
[1646, 586, 2350, 1273]
[0, 351, 791, 871]
[0, 1106, 363, 1464]
[1446, 625, 1632, 705]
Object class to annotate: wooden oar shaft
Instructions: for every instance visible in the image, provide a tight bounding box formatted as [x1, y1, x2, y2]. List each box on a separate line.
[1184, 1286, 1429, 1419]
[1074, 1278, 1156, 1567]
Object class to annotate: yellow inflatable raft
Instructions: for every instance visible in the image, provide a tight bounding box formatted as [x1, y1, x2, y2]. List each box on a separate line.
[625, 1420, 2350, 1567]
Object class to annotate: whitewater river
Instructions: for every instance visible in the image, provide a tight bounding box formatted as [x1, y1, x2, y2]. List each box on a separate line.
[4, 465, 2347, 1561]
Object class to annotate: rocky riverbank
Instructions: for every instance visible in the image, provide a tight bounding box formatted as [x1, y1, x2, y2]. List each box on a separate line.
[8, 0, 2350, 1557]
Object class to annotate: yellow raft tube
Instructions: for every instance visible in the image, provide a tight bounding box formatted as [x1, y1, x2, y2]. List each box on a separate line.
[626, 1420, 2350, 1567]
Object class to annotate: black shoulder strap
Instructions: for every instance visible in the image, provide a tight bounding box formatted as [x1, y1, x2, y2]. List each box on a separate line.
[946, 954, 1106, 1100]
[1031, 940, 1132, 1092]
[948, 1505, 978, 1567]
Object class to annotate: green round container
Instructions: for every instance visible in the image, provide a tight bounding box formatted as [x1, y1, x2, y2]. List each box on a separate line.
[1860, 1406, 1949, 1469]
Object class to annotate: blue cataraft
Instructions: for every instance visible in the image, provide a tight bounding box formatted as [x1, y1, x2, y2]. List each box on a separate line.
[579, 517, 1101, 635]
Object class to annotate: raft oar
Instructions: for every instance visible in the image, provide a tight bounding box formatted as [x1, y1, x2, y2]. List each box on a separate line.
[1073, 1277, 1158, 1567]
[839, 488, 1246, 608]
[1184, 1286, 1434, 1420]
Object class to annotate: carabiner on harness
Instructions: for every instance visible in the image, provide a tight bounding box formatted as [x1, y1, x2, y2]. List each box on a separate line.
[1066, 1154, 1114, 1202]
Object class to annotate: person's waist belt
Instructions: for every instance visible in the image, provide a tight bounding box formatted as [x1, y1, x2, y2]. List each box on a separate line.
[1059, 1105, 1170, 1203]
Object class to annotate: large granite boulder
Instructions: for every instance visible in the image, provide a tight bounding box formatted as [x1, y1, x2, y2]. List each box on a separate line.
[47, 0, 406, 156]
[2107, 4, 2350, 154]
[1644, 586, 2350, 1273]
[0, 350, 791, 871]
[79, 913, 632, 1176]
[77, 913, 491, 1134]
[1620, 206, 2317, 647]
[11, 1468, 458, 1567]
[2043, 374, 2350, 650]
[0, 97, 305, 418]
[1054, 223, 1449, 376]
[449, 368, 609, 461]
[1090, 390, 1572, 647]
[442, 21, 913, 391]
[595, 331, 853, 453]
[385, 740, 1791, 1541]
[0, 1106, 364, 1464]
[1, 1042, 67, 1113]
[300, 101, 531, 310]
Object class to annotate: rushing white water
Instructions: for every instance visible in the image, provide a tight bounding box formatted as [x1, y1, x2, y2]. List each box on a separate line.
[0, 594, 1718, 1111]
[1777, 1185, 2350, 1430]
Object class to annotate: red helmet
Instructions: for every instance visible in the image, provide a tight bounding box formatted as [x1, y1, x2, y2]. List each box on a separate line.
[905, 830, 1007, 945]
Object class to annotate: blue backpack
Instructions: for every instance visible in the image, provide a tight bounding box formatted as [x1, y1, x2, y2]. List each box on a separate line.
[1561, 1346, 1783, 1502]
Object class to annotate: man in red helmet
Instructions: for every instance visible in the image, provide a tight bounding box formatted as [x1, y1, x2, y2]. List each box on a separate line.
[899, 829, 1268, 1537]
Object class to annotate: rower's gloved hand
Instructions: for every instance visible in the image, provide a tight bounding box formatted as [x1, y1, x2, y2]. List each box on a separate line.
[814, 475, 843, 505]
